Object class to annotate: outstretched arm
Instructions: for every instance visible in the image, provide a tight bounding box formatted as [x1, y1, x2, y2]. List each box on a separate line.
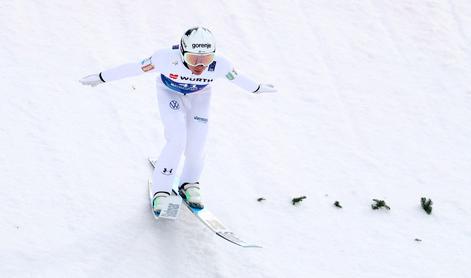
[79, 55, 156, 87]
[219, 57, 276, 94]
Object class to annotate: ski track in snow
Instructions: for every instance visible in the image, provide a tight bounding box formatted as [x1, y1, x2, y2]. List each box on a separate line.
[1, 1, 470, 277]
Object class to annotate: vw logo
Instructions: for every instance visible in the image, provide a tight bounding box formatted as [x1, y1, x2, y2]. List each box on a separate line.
[169, 100, 180, 110]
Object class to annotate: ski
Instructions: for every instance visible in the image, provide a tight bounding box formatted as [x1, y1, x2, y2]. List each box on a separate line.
[148, 157, 261, 248]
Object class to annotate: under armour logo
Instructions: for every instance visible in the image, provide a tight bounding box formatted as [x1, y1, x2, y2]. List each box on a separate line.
[169, 100, 180, 110]
[162, 168, 174, 175]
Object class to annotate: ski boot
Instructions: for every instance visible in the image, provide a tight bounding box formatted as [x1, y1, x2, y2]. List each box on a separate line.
[152, 191, 171, 216]
[178, 182, 204, 209]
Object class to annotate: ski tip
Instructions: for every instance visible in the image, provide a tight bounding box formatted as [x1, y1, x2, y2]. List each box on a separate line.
[216, 232, 262, 248]
[242, 244, 263, 248]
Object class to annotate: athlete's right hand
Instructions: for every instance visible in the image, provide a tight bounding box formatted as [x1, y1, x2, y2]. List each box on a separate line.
[79, 73, 105, 87]
[253, 83, 277, 94]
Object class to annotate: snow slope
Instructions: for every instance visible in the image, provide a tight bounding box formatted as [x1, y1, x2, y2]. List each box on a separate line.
[1, 0, 471, 277]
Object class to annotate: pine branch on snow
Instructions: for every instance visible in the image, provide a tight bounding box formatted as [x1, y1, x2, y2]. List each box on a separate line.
[421, 197, 433, 214]
[292, 196, 307, 205]
[371, 199, 390, 210]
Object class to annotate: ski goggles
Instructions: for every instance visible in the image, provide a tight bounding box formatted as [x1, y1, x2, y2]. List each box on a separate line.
[183, 52, 215, 67]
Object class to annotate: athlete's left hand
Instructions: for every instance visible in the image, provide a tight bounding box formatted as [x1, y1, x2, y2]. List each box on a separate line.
[253, 84, 277, 94]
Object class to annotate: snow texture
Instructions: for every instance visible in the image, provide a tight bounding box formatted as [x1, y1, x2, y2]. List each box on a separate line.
[1, 1, 471, 277]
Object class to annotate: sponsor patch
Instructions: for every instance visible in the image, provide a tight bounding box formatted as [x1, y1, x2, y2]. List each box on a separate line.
[225, 68, 238, 80]
[141, 56, 152, 65]
[180, 76, 213, 82]
[169, 100, 180, 110]
[192, 43, 212, 49]
[208, 61, 216, 72]
[172, 44, 179, 49]
[141, 56, 154, 72]
[169, 73, 179, 79]
[160, 74, 209, 94]
[142, 64, 155, 72]
[194, 116, 208, 123]
[161, 168, 174, 175]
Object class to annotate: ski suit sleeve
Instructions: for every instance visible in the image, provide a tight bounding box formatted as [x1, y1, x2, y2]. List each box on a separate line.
[100, 51, 163, 82]
[217, 56, 259, 93]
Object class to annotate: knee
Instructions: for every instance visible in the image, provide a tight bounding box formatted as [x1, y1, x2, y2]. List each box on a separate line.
[164, 129, 186, 152]
[185, 143, 205, 160]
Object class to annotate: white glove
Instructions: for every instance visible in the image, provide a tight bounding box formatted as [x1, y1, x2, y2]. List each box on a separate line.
[79, 73, 105, 87]
[253, 83, 277, 94]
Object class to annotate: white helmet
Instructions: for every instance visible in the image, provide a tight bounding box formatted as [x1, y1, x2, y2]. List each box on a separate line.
[180, 27, 216, 65]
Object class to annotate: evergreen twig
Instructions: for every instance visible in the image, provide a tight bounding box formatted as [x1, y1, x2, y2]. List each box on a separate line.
[371, 199, 390, 210]
[421, 197, 433, 214]
[292, 196, 307, 205]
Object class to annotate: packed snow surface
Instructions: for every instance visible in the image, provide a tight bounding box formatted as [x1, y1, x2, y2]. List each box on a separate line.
[1, 1, 470, 277]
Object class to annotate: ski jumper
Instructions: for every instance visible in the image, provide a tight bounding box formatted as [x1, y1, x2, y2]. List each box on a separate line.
[100, 45, 259, 194]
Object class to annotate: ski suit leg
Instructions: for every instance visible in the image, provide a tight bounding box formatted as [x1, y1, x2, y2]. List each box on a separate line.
[152, 86, 187, 194]
[180, 88, 212, 184]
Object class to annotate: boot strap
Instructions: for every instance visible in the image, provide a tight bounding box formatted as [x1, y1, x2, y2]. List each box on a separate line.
[180, 182, 200, 191]
[153, 191, 170, 198]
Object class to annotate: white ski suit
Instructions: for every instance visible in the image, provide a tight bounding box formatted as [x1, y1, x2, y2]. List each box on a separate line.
[99, 45, 260, 194]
